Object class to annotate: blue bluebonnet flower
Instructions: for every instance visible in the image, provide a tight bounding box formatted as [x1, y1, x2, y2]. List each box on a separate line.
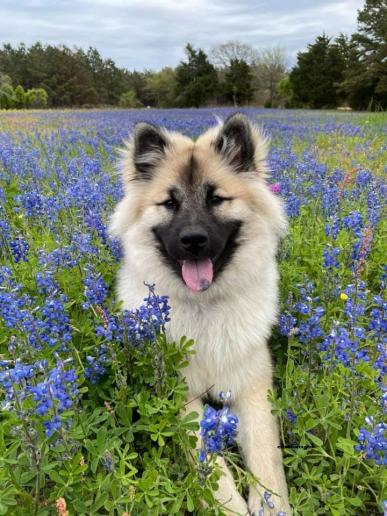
[35, 271, 58, 294]
[37, 294, 72, 349]
[71, 232, 97, 257]
[198, 392, 238, 464]
[0, 219, 11, 241]
[297, 305, 325, 344]
[15, 191, 45, 217]
[0, 356, 78, 436]
[324, 215, 341, 240]
[121, 284, 171, 344]
[82, 270, 108, 309]
[320, 326, 369, 366]
[355, 170, 372, 189]
[278, 283, 324, 344]
[0, 358, 36, 406]
[278, 312, 297, 337]
[286, 409, 297, 424]
[342, 211, 364, 237]
[355, 417, 386, 466]
[39, 246, 78, 270]
[84, 344, 108, 383]
[342, 283, 367, 323]
[95, 307, 123, 342]
[10, 237, 29, 262]
[321, 184, 340, 214]
[285, 193, 301, 218]
[323, 246, 340, 269]
[107, 237, 122, 261]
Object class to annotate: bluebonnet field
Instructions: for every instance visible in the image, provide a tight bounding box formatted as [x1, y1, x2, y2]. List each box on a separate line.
[0, 108, 386, 515]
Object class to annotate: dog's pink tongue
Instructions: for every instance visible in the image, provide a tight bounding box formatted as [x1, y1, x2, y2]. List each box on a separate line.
[182, 259, 213, 292]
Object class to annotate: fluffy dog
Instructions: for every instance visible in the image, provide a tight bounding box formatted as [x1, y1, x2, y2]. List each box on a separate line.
[109, 113, 291, 515]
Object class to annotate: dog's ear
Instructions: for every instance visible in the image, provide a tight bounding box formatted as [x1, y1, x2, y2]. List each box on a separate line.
[214, 114, 255, 172]
[133, 123, 168, 180]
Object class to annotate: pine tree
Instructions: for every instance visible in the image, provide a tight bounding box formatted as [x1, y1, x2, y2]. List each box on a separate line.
[340, 0, 387, 110]
[289, 34, 345, 108]
[223, 59, 253, 106]
[175, 44, 218, 107]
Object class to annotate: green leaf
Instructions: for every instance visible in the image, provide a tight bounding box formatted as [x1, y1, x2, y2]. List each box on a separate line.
[336, 437, 356, 457]
[308, 433, 324, 447]
[347, 497, 363, 507]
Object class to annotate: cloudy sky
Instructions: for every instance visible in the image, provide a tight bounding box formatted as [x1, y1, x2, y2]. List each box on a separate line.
[0, 0, 363, 70]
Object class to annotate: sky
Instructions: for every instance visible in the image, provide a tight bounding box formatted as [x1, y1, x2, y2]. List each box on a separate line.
[0, 0, 364, 70]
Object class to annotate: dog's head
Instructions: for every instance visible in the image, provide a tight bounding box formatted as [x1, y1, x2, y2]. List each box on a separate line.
[110, 113, 287, 294]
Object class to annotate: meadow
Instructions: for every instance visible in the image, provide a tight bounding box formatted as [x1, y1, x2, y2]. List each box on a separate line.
[0, 108, 385, 516]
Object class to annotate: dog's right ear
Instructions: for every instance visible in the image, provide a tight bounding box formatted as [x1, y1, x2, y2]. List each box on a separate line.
[133, 123, 168, 180]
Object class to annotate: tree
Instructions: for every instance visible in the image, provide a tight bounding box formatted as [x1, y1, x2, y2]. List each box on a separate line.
[0, 72, 12, 86]
[0, 83, 15, 109]
[118, 90, 143, 108]
[289, 34, 345, 108]
[0, 42, 134, 107]
[210, 41, 259, 68]
[223, 59, 253, 106]
[175, 44, 218, 107]
[339, 0, 387, 110]
[254, 48, 287, 107]
[26, 88, 48, 108]
[14, 84, 26, 108]
[145, 68, 177, 107]
[277, 75, 294, 107]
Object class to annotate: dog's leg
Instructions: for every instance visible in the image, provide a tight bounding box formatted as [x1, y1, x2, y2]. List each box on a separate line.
[233, 382, 291, 515]
[184, 396, 249, 516]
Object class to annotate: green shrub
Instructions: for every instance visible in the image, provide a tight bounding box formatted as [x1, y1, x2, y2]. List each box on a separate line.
[118, 90, 143, 108]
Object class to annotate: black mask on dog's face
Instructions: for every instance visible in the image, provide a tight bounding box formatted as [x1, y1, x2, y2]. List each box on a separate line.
[151, 183, 242, 291]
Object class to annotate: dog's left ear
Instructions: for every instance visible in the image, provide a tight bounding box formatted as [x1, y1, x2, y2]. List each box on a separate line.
[214, 113, 255, 172]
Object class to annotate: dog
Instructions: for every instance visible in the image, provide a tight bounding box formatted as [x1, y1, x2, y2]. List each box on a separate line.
[109, 113, 291, 515]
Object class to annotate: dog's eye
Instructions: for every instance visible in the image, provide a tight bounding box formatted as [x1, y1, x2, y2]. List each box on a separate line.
[209, 195, 225, 206]
[161, 198, 178, 210]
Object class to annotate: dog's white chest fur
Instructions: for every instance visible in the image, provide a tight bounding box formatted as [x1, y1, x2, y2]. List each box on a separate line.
[117, 250, 278, 400]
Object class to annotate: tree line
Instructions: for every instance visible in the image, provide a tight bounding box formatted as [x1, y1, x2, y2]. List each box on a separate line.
[0, 0, 385, 110]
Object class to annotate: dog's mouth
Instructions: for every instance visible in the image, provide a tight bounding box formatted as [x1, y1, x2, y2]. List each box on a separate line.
[181, 258, 213, 292]
[152, 221, 242, 293]
[176, 222, 242, 292]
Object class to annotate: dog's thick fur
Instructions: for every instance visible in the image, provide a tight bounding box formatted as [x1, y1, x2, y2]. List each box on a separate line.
[109, 114, 291, 515]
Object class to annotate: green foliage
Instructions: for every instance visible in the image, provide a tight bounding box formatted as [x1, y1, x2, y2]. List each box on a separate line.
[118, 89, 143, 108]
[0, 83, 15, 109]
[0, 79, 48, 109]
[290, 34, 345, 108]
[0, 332, 223, 514]
[340, 0, 387, 110]
[145, 68, 177, 108]
[222, 58, 253, 106]
[277, 76, 294, 107]
[14, 85, 26, 108]
[0, 43, 140, 107]
[26, 88, 48, 108]
[175, 44, 218, 107]
[288, 1, 387, 111]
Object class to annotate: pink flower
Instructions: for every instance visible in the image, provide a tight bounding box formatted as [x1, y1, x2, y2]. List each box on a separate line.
[269, 182, 281, 194]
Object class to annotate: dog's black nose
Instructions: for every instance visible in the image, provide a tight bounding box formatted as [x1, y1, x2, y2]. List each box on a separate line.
[180, 230, 208, 256]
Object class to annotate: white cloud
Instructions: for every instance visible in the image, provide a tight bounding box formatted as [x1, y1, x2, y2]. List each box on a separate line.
[0, 0, 363, 69]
